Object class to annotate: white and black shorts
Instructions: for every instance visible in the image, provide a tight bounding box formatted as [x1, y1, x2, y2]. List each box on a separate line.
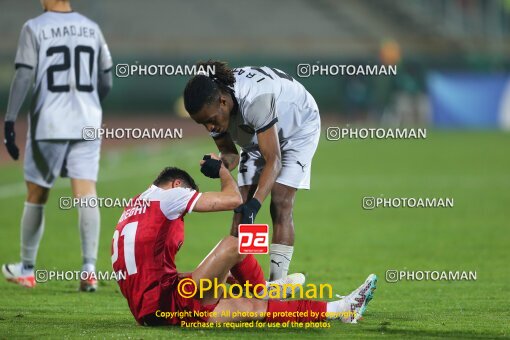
[237, 123, 320, 190]
[24, 138, 101, 188]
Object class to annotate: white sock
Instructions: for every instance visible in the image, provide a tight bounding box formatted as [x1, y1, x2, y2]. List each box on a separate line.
[78, 198, 100, 270]
[21, 264, 35, 276]
[269, 244, 293, 281]
[326, 299, 349, 320]
[20, 202, 45, 268]
[82, 263, 95, 273]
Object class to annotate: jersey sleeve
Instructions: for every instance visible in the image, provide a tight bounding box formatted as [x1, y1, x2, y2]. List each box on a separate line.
[14, 22, 38, 70]
[159, 187, 202, 220]
[244, 93, 278, 133]
[97, 28, 113, 72]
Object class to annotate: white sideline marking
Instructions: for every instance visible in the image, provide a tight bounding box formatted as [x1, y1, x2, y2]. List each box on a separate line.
[0, 182, 27, 199]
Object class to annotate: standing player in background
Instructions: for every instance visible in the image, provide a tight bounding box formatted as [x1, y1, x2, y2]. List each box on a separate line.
[184, 61, 321, 281]
[1, 0, 113, 292]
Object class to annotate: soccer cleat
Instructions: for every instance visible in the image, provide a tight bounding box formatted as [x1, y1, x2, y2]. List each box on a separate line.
[2, 263, 36, 288]
[332, 274, 377, 323]
[264, 273, 306, 300]
[79, 273, 98, 292]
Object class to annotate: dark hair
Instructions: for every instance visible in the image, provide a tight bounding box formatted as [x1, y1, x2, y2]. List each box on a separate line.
[153, 167, 198, 191]
[184, 60, 235, 115]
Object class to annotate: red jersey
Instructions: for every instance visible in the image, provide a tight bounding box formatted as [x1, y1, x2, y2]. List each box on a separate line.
[111, 185, 201, 324]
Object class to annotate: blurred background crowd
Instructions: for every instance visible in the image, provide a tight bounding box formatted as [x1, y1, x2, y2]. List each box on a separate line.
[1, 0, 509, 129]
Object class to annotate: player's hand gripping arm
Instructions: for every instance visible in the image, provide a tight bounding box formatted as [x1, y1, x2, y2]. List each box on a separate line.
[4, 66, 34, 160]
[212, 133, 239, 171]
[193, 153, 243, 212]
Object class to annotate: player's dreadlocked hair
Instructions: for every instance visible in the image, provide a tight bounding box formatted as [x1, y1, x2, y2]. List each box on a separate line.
[183, 60, 236, 115]
[153, 167, 199, 191]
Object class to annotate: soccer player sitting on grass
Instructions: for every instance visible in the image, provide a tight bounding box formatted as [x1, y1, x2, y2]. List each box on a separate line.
[112, 153, 377, 326]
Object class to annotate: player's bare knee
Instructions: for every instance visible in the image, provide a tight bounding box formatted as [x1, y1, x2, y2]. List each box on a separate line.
[222, 236, 243, 260]
[270, 195, 294, 223]
[71, 179, 96, 198]
[271, 186, 295, 211]
[26, 184, 50, 204]
[26, 195, 48, 205]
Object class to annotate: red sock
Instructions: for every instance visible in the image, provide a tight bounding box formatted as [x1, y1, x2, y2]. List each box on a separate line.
[265, 300, 327, 323]
[230, 255, 265, 291]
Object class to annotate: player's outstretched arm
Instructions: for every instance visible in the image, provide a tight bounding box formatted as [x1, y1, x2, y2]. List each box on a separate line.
[252, 124, 282, 204]
[194, 153, 242, 212]
[232, 125, 281, 224]
[4, 66, 34, 160]
[213, 133, 239, 171]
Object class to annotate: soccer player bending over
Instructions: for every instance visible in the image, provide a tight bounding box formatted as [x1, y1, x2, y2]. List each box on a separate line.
[112, 154, 376, 326]
[184, 61, 321, 281]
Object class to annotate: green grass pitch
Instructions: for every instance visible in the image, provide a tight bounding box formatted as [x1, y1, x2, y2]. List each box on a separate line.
[0, 131, 509, 339]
